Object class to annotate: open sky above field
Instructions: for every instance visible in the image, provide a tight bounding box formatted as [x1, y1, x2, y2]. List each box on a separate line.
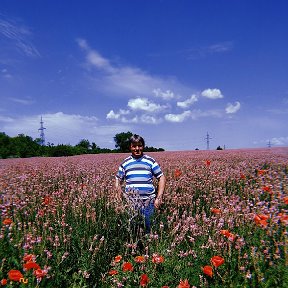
[0, 0, 287, 150]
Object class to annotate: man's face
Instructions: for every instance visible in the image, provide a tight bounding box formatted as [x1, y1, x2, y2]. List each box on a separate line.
[130, 141, 144, 158]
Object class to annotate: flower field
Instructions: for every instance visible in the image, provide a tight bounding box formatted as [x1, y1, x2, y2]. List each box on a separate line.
[1, 148, 288, 287]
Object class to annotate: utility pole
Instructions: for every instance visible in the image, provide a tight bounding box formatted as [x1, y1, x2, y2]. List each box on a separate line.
[38, 116, 46, 146]
[205, 132, 212, 150]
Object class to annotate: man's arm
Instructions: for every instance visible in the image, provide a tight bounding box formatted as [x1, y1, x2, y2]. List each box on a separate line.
[115, 177, 123, 200]
[154, 175, 166, 209]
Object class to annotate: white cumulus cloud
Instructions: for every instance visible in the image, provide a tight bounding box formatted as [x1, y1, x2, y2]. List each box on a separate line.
[153, 88, 175, 100]
[201, 88, 223, 99]
[128, 97, 164, 112]
[177, 94, 198, 108]
[164, 111, 191, 123]
[225, 101, 241, 114]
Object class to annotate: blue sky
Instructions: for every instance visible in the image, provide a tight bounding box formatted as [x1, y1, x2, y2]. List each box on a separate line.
[0, 0, 287, 150]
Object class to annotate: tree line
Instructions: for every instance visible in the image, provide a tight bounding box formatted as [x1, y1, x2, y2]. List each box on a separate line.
[0, 131, 164, 159]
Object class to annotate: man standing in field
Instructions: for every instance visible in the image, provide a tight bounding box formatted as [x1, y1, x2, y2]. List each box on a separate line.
[115, 134, 166, 234]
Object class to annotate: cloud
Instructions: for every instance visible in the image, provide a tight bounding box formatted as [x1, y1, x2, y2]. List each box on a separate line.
[164, 111, 191, 123]
[270, 136, 288, 146]
[128, 97, 165, 112]
[201, 88, 223, 99]
[0, 112, 129, 148]
[186, 41, 233, 59]
[9, 97, 34, 105]
[0, 15, 40, 57]
[77, 38, 187, 98]
[152, 88, 175, 100]
[225, 101, 241, 114]
[177, 94, 198, 108]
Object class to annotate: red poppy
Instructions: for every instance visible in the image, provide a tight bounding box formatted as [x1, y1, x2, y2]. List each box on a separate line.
[2, 218, 12, 225]
[33, 268, 47, 279]
[211, 208, 221, 214]
[108, 270, 118, 276]
[23, 262, 41, 270]
[0, 279, 7, 285]
[140, 274, 149, 287]
[152, 254, 164, 264]
[220, 230, 236, 241]
[161, 286, 169, 288]
[257, 169, 267, 175]
[43, 196, 51, 205]
[205, 160, 211, 166]
[178, 279, 190, 288]
[174, 169, 182, 178]
[240, 173, 246, 179]
[114, 255, 122, 263]
[262, 186, 272, 193]
[122, 262, 133, 272]
[23, 254, 35, 263]
[284, 196, 288, 205]
[211, 256, 225, 267]
[135, 255, 145, 263]
[278, 213, 288, 225]
[254, 214, 269, 227]
[8, 270, 23, 282]
[202, 265, 213, 277]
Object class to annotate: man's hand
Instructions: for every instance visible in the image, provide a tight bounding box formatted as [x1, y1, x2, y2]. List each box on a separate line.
[154, 197, 162, 209]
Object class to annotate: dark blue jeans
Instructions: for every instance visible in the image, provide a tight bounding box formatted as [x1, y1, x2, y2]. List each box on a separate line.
[140, 200, 155, 234]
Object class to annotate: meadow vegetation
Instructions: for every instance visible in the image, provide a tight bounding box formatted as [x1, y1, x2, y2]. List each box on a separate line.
[0, 148, 287, 287]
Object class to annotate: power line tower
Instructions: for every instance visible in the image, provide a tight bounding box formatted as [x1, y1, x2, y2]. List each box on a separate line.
[267, 140, 272, 148]
[205, 132, 212, 150]
[38, 116, 46, 146]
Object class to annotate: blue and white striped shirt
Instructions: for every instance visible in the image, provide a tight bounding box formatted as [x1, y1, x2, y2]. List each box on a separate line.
[116, 154, 163, 199]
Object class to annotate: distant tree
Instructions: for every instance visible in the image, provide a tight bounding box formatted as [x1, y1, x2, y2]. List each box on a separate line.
[216, 146, 223, 150]
[114, 131, 133, 152]
[10, 134, 41, 158]
[0, 132, 11, 158]
[75, 139, 91, 154]
[48, 144, 75, 157]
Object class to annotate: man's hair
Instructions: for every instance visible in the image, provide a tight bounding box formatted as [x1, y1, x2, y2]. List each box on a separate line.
[129, 134, 145, 147]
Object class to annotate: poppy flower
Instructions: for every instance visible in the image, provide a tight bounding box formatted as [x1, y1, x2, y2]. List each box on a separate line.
[114, 255, 122, 263]
[257, 169, 267, 176]
[220, 230, 236, 241]
[278, 213, 288, 225]
[140, 274, 149, 287]
[0, 279, 7, 285]
[240, 173, 246, 179]
[211, 208, 221, 214]
[2, 218, 12, 225]
[43, 196, 51, 205]
[33, 268, 47, 279]
[205, 160, 211, 166]
[108, 270, 118, 276]
[122, 262, 133, 272]
[23, 254, 35, 263]
[135, 255, 145, 263]
[152, 253, 164, 264]
[161, 286, 169, 288]
[211, 256, 225, 267]
[254, 214, 269, 227]
[174, 169, 182, 178]
[284, 196, 288, 205]
[178, 279, 190, 288]
[23, 262, 41, 270]
[262, 186, 272, 193]
[8, 270, 23, 282]
[202, 265, 213, 277]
